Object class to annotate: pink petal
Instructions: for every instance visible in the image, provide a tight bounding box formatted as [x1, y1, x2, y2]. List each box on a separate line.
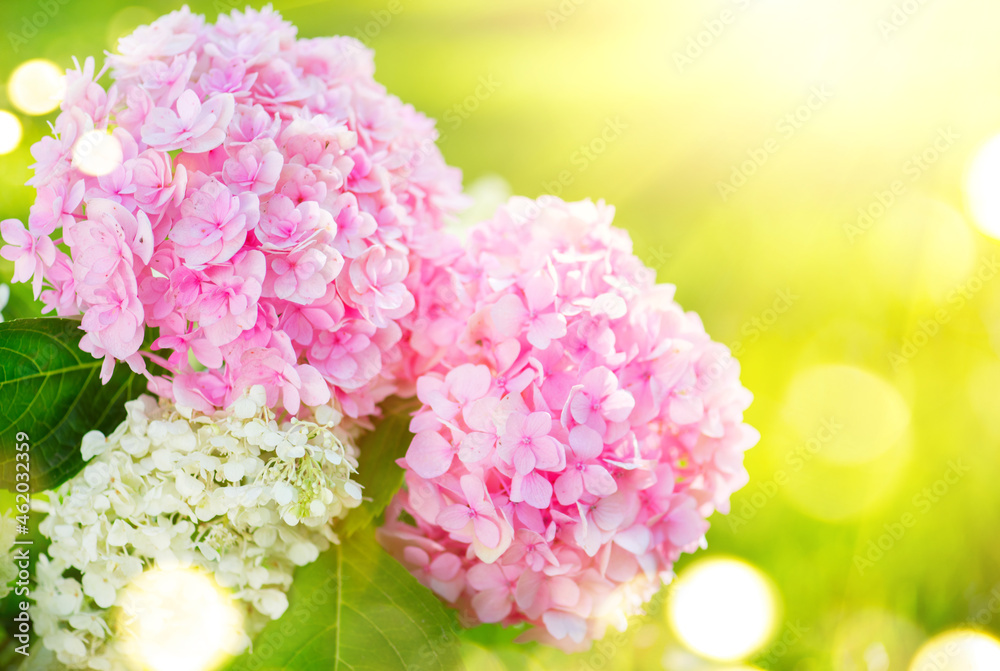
[0, 244, 22, 263]
[568, 425, 602, 460]
[99, 354, 116, 384]
[281, 382, 301, 415]
[522, 411, 552, 438]
[446, 363, 492, 403]
[569, 390, 593, 425]
[583, 367, 617, 398]
[502, 411, 527, 443]
[463, 396, 499, 432]
[406, 431, 455, 479]
[553, 470, 583, 506]
[512, 445, 537, 475]
[170, 218, 211, 246]
[472, 589, 513, 623]
[429, 395, 460, 422]
[466, 563, 505, 591]
[36, 235, 56, 266]
[132, 211, 154, 264]
[613, 525, 652, 555]
[402, 546, 430, 568]
[512, 472, 552, 509]
[548, 576, 580, 608]
[514, 570, 543, 611]
[458, 432, 493, 464]
[667, 499, 708, 546]
[526, 312, 566, 350]
[490, 293, 528, 340]
[531, 435, 563, 471]
[575, 514, 604, 557]
[669, 394, 704, 424]
[542, 611, 587, 643]
[296, 364, 331, 407]
[431, 577, 465, 604]
[523, 272, 556, 312]
[186, 127, 227, 153]
[416, 375, 446, 407]
[1, 219, 31, 246]
[591, 292, 627, 319]
[602, 389, 636, 422]
[175, 90, 201, 121]
[593, 494, 627, 531]
[436, 504, 472, 532]
[428, 553, 462, 582]
[31, 264, 44, 299]
[514, 504, 545, 534]
[202, 93, 235, 129]
[505, 367, 536, 394]
[582, 465, 618, 497]
[459, 474, 489, 507]
[472, 515, 501, 549]
[494, 338, 521, 371]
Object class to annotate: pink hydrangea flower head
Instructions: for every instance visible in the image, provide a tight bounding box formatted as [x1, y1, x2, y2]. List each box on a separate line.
[378, 196, 759, 650]
[1, 6, 465, 423]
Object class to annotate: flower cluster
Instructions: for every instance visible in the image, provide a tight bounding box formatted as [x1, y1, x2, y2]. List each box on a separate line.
[33, 389, 362, 669]
[377, 196, 758, 648]
[0, 6, 464, 418]
[5, 3, 760, 657]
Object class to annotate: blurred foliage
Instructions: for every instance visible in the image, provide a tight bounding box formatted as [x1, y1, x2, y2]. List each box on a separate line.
[2, 0, 1000, 669]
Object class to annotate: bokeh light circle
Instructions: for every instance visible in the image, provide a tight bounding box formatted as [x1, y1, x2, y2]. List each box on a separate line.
[781, 364, 910, 465]
[667, 557, 780, 662]
[72, 130, 124, 177]
[0, 111, 23, 155]
[116, 567, 243, 671]
[7, 59, 64, 115]
[966, 134, 1000, 240]
[908, 630, 1000, 671]
[776, 364, 912, 522]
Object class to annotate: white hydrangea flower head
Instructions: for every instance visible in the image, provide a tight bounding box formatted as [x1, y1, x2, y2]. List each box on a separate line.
[33, 388, 363, 669]
[0, 283, 9, 323]
[0, 510, 18, 599]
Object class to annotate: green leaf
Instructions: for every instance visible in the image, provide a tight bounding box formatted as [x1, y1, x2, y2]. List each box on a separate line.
[0, 318, 148, 490]
[226, 529, 465, 671]
[335, 396, 419, 538]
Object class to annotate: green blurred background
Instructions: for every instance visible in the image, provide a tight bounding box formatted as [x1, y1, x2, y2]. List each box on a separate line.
[3, 0, 1000, 669]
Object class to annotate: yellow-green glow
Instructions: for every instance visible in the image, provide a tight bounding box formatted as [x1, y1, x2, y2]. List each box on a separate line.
[781, 364, 910, 465]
